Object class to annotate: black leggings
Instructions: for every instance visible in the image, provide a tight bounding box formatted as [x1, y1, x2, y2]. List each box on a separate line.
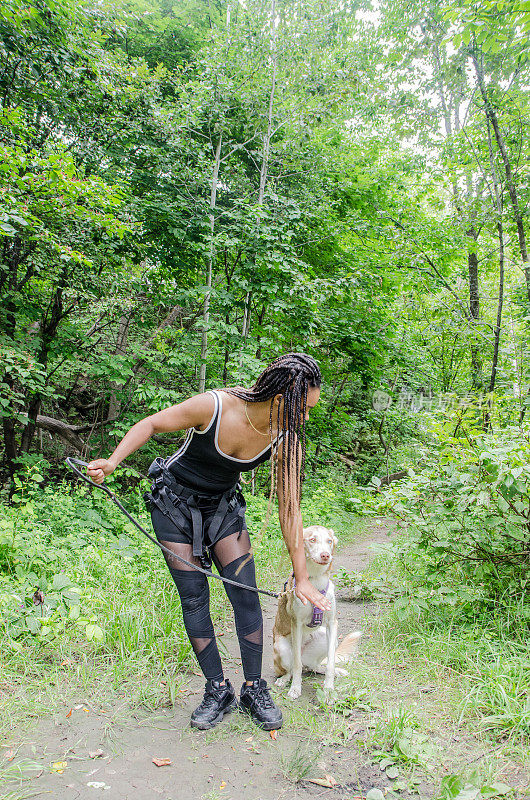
[158, 529, 263, 683]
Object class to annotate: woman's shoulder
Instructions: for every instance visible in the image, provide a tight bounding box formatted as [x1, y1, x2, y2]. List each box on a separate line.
[214, 387, 244, 408]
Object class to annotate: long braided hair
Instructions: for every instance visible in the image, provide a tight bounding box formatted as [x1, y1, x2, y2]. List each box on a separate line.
[226, 353, 321, 529]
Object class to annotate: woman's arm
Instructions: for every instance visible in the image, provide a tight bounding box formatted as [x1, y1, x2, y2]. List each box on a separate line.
[276, 443, 331, 612]
[86, 392, 215, 484]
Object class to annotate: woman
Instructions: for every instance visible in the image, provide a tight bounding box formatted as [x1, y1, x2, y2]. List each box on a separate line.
[87, 352, 329, 731]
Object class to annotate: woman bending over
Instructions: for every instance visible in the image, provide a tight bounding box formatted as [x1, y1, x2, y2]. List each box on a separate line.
[87, 352, 328, 730]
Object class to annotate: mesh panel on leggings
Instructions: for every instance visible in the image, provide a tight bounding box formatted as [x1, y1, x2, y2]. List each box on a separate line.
[213, 534, 263, 682]
[160, 540, 224, 682]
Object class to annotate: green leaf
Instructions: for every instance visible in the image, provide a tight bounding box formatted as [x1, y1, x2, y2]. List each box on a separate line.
[85, 623, 104, 642]
[26, 616, 41, 634]
[480, 782, 512, 798]
[51, 574, 72, 591]
[454, 787, 480, 800]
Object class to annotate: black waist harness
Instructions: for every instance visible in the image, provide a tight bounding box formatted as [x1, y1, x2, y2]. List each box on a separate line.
[144, 457, 246, 566]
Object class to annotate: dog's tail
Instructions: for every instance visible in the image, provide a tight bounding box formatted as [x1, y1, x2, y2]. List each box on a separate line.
[322, 630, 362, 667]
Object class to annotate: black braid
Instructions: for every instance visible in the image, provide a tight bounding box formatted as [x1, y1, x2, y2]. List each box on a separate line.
[226, 353, 321, 523]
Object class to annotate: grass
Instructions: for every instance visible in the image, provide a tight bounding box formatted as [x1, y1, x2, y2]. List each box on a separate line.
[2, 477, 528, 798]
[0, 479, 363, 740]
[278, 739, 321, 782]
[375, 604, 530, 748]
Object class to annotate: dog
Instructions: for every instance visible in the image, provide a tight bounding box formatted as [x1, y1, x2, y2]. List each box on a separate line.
[272, 525, 362, 699]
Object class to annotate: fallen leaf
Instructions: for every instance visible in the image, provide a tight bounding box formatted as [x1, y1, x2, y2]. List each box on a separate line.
[152, 758, 172, 767]
[269, 730, 278, 740]
[89, 749, 104, 759]
[306, 774, 338, 788]
[244, 736, 253, 742]
[51, 761, 68, 774]
[220, 781, 226, 789]
[4, 749, 15, 761]
[66, 709, 72, 718]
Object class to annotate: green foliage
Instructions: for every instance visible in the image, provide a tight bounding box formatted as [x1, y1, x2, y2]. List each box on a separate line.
[378, 411, 530, 618]
[0, 465, 363, 737]
[438, 771, 513, 800]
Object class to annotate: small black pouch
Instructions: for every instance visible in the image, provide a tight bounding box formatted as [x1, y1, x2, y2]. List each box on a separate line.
[143, 457, 167, 508]
[147, 456, 167, 480]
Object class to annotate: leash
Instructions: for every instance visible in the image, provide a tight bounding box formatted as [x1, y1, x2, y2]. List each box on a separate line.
[65, 457, 280, 599]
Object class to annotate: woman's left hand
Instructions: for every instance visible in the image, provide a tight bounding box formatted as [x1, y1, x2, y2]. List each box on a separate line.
[294, 577, 331, 612]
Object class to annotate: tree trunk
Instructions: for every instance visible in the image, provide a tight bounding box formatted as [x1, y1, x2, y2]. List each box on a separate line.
[20, 268, 70, 454]
[489, 221, 504, 395]
[467, 228, 483, 391]
[240, 0, 278, 357]
[2, 416, 18, 481]
[108, 310, 131, 421]
[484, 111, 505, 430]
[255, 304, 267, 359]
[471, 47, 530, 302]
[33, 415, 86, 451]
[199, 132, 223, 393]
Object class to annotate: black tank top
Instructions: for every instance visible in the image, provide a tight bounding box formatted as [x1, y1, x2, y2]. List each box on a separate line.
[166, 390, 279, 493]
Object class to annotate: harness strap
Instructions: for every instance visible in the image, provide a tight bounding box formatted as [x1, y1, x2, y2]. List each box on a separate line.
[150, 466, 244, 561]
[65, 458, 279, 599]
[203, 492, 230, 553]
[293, 576, 329, 628]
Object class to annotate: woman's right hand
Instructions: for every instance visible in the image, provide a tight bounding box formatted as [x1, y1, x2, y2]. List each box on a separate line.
[86, 458, 117, 484]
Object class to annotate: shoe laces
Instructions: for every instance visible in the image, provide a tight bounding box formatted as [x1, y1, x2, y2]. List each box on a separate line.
[198, 682, 227, 710]
[252, 682, 275, 710]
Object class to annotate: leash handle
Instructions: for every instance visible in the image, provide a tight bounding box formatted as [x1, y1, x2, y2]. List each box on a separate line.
[66, 457, 117, 499]
[64, 457, 279, 599]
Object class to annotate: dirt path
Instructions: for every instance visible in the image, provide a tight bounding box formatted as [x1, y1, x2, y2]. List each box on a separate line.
[2, 520, 528, 800]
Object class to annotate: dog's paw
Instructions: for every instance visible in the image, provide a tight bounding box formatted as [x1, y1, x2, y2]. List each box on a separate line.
[275, 675, 289, 688]
[287, 685, 301, 700]
[323, 685, 337, 704]
[334, 667, 348, 678]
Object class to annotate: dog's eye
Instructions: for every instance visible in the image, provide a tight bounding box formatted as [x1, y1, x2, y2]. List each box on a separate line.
[327, 539, 332, 544]
[309, 538, 316, 543]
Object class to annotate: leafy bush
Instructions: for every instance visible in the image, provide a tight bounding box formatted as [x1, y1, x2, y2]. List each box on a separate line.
[377, 419, 530, 621]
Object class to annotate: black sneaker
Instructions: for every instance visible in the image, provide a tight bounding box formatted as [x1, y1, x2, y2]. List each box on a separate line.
[239, 679, 283, 730]
[190, 679, 237, 730]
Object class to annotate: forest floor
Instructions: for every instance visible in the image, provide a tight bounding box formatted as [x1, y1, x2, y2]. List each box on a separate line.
[2, 518, 529, 800]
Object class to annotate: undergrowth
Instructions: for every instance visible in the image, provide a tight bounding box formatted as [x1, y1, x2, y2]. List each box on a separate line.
[340, 410, 530, 748]
[0, 463, 359, 736]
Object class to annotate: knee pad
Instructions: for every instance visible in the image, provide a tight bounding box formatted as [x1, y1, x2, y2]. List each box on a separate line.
[169, 568, 214, 638]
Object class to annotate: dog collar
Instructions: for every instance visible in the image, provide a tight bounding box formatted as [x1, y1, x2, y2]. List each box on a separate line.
[292, 577, 329, 628]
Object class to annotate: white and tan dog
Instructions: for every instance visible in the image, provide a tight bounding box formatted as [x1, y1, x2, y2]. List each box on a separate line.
[273, 525, 362, 700]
